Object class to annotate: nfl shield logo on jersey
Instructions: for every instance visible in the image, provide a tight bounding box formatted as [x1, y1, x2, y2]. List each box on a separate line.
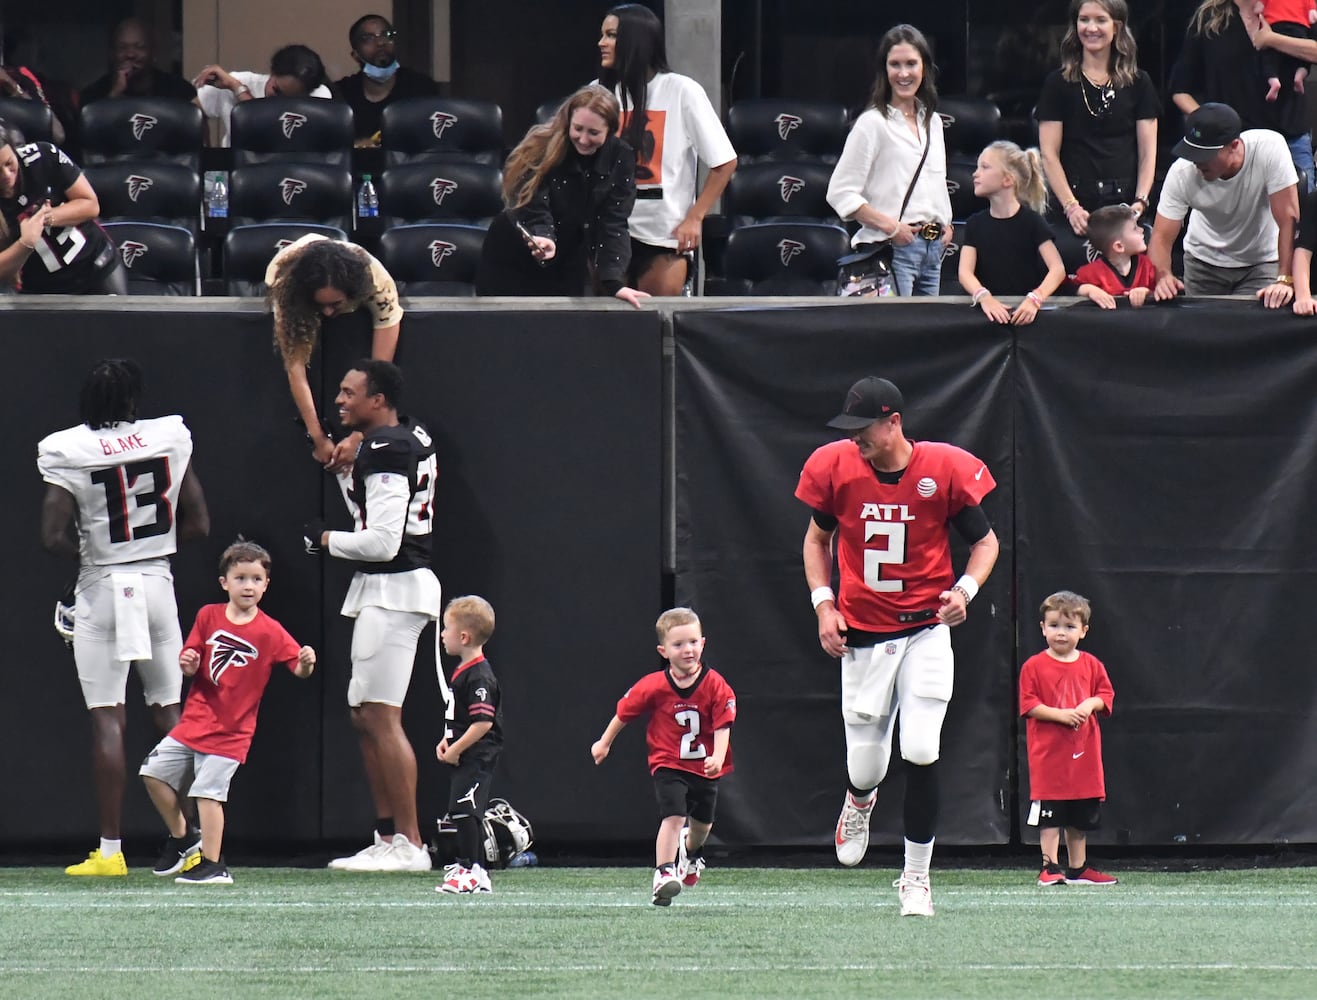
[885, 642, 897, 655]
[122, 586, 134, 599]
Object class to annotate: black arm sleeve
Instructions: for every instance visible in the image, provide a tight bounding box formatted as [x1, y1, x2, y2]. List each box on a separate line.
[811, 508, 838, 532]
[951, 504, 990, 545]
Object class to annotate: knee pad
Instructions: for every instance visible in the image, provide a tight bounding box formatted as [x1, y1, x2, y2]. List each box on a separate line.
[845, 734, 890, 790]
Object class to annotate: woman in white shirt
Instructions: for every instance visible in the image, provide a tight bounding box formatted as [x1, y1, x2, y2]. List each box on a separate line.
[192, 44, 333, 147]
[598, 4, 737, 296]
[827, 24, 954, 297]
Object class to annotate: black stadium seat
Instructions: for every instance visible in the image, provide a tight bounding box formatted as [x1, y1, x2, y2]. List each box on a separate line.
[723, 160, 838, 227]
[222, 223, 348, 296]
[377, 223, 486, 296]
[101, 221, 198, 295]
[946, 154, 988, 222]
[726, 99, 849, 164]
[0, 97, 54, 143]
[937, 96, 1002, 157]
[229, 163, 353, 231]
[84, 161, 201, 232]
[79, 98, 204, 169]
[381, 97, 504, 167]
[717, 222, 850, 296]
[230, 98, 352, 168]
[377, 161, 503, 226]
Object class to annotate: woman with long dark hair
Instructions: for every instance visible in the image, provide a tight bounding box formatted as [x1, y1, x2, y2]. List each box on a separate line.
[1037, 0, 1160, 236]
[476, 84, 647, 305]
[597, 4, 736, 296]
[193, 44, 333, 147]
[826, 24, 953, 297]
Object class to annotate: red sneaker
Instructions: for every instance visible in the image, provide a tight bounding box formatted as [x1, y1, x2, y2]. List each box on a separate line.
[1066, 865, 1118, 885]
[1037, 862, 1066, 886]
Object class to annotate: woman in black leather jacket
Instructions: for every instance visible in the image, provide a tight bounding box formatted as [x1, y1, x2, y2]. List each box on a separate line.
[477, 85, 648, 305]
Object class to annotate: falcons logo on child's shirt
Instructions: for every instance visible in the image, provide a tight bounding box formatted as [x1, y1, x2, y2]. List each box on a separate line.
[205, 630, 259, 684]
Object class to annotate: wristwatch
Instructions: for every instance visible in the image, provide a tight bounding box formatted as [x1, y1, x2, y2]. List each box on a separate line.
[1276, 274, 1294, 285]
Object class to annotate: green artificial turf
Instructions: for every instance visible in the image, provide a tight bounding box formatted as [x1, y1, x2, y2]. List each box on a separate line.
[0, 865, 1314, 999]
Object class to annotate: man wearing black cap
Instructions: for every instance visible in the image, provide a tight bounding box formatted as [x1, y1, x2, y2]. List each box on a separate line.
[795, 376, 998, 918]
[1148, 102, 1299, 307]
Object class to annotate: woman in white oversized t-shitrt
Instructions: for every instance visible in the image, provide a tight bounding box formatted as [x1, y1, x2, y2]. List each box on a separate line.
[597, 4, 737, 296]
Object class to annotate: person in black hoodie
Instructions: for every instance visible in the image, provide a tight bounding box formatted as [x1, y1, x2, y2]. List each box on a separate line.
[476, 84, 648, 306]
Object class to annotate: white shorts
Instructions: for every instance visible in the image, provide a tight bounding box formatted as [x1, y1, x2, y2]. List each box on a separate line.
[348, 606, 430, 708]
[73, 573, 183, 709]
[139, 735, 239, 802]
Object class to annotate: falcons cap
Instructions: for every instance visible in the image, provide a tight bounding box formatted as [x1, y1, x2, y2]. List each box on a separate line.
[826, 376, 904, 430]
[1172, 103, 1241, 164]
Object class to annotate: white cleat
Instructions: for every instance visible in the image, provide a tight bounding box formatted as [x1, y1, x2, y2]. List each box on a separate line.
[834, 791, 876, 867]
[328, 831, 390, 871]
[894, 871, 934, 917]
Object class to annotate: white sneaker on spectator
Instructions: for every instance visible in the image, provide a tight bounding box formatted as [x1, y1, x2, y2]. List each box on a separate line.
[328, 831, 390, 871]
[373, 834, 432, 872]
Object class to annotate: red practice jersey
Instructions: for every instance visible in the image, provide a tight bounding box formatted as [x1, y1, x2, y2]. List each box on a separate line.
[1019, 650, 1114, 801]
[171, 604, 303, 763]
[1072, 255, 1156, 296]
[796, 439, 995, 632]
[615, 666, 737, 777]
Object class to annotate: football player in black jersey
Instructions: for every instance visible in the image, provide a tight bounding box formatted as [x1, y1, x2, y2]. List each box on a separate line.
[0, 123, 125, 293]
[306, 360, 442, 872]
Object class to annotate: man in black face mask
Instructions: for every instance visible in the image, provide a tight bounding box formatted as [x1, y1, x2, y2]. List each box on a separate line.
[334, 14, 440, 146]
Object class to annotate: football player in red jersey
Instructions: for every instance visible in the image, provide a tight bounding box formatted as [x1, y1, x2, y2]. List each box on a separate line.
[591, 607, 737, 906]
[796, 376, 998, 917]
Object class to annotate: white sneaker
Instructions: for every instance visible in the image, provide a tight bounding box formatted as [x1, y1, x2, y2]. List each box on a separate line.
[469, 862, 493, 893]
[437, 862, 492, 894]
[328, 831, 390, 871]
[371, 835, 432, 872]
[894, 871, 934, 917]
[677, 827, 690, 880]
[834, 791, 876, 867]
[651, 866, 681, 906]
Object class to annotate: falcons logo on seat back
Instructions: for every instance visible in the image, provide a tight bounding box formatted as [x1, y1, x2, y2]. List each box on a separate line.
[280, 177, 308, 205]
[774, 113, 802, 141]
[430, 112, 458, 139]
[429, 240, 456, 267]
[778, 239, 805, 266]
[778, 175, 805, 203]
[430, 177, 458, 205]
[274, 238, 295, 251]
[205, 630, 259, 684]
[279, 112, 307, 139]
[118, 241, 148, 268]
[130, 114, 158, 141]
[125, 175, 153, 202]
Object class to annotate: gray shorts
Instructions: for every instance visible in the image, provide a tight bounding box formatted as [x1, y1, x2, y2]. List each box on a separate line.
[139, 735, 240, 802]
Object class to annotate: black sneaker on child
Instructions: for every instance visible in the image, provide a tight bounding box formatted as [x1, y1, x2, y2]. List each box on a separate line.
[153, 829, 203, 876]
[175, 857, 233, 885]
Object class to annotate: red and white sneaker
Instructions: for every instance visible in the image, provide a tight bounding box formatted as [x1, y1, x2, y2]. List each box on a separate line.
[834, 790, 876, 867]
[652, 866, 681, 906]
[894, 871, 934, 917]
[1066, 865, 1118, 885]
[1038, 862, 1066, 886]
[437, 862, 492, 894]
[682, 856, 705, 887]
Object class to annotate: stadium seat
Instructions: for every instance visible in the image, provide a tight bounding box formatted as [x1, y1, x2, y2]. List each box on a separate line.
[719, 222, 850, 296]
[1049, 220, 1095, 277]
[228, 163, 353, 231]
[381, 97, 504, 167]
[726, 99, 849, 164]
[534, 98, 566, 125]
[946, 154, 988, 222]
[377, 223, 486, 296]
[939, 221, 967, 296]
[101, 221, 198, 295]
[0, 97, 53, 144]
[84, 162, 201, 232]
[230, 98, 352, 168]
[79, 98, 204, 170]
[222, 222, 349, 296]
[377, 161, 503, 226]
[723, 160, 838, 227]
[937, 96, 1002, 156]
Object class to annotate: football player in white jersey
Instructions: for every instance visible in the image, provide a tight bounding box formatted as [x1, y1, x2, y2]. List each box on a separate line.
[38, 359, 209, 876]
[304, 360, 440, 872]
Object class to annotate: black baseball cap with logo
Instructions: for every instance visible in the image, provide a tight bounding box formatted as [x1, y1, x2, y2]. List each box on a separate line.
[1172, 103, 1242, 164]
[826, 376, 904, 430]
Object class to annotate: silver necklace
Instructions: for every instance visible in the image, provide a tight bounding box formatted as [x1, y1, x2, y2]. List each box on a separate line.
[1080, 72, 1115, 117]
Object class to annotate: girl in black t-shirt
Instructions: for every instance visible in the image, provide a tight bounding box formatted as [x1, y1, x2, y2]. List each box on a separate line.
[958, 141, 1066, 326]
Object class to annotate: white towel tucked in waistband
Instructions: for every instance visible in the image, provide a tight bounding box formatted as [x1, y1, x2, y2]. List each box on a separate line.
[112, 572, 151, 662]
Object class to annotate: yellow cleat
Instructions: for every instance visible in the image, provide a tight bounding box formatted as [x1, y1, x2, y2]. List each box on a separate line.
[65, 849, 128, 877]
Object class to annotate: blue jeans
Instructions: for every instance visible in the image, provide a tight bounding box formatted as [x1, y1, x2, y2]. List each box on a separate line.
[1288, 132, 1314, 195]
[891, 238, 945, 296]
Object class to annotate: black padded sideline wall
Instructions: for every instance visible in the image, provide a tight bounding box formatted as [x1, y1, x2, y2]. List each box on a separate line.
[673, 304, 1016, 847]
[1, 303, 663, 847]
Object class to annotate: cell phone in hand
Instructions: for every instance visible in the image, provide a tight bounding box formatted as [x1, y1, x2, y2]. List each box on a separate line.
[514, 220, 548, 267]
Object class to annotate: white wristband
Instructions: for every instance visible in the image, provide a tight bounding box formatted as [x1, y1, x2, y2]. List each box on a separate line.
[810, 586, 836, 610]
[953, 575, 979, 603]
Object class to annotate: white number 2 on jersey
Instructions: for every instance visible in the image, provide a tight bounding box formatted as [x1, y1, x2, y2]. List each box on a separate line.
[863, 521, 907, 592]
[675, 709, 706, 759]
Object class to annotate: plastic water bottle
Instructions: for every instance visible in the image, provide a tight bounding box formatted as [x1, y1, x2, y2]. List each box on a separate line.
[207, 172, 228, 218]
[357, 174, 379, 219]
[505, 850, 538, 868]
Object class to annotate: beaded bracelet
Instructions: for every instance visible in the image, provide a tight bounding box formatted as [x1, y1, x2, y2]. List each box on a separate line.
[1026, 291, 1043, 308]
